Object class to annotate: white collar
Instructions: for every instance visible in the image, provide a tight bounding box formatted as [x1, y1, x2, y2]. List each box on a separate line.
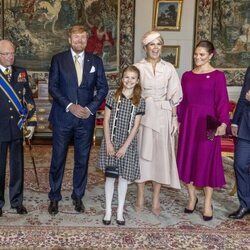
[0, 65, 11, 73]
[71, 49, 84, 60]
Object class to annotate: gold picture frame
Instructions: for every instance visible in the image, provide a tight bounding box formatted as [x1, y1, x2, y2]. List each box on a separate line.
[161, 45, 180, 68]
[152, 0, 183, 31]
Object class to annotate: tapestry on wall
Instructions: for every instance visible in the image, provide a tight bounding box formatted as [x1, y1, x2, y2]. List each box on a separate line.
[0, 0, 135, 88]
[194, 0, 250, 86]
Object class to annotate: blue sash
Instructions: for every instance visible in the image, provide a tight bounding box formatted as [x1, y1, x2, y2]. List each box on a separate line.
[0, 74, 27, 129]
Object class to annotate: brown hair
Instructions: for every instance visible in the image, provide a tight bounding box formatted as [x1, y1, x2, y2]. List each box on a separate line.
[68, 25, 89, 37]
[196, 40, 215, 55]
[114, 65, 142, 106]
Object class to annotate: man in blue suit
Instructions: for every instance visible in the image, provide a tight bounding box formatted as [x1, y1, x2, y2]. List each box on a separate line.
[48, 25, 108, 215]
[229, 67, 250, 219]
[0, 40, 37, 216]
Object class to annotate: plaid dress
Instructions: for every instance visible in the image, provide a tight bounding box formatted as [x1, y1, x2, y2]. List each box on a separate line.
[98, 90, 145, 181]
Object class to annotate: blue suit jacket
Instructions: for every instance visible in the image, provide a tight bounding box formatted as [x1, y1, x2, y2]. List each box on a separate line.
[48, 50, 108, 127]
[0, 66, 36, 141]
[232, 67, 250, 141]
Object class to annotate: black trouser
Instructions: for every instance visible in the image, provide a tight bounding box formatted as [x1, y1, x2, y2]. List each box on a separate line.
[234, 138, 250, 209]
[0, 139, 24, 208]
[48, 120, 93, 202]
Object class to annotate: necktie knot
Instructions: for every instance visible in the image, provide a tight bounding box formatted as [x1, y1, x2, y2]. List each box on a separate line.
[74, 55, 80, 63]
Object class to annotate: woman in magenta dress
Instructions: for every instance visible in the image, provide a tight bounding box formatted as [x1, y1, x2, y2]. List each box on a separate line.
[177, 40, 230, 221]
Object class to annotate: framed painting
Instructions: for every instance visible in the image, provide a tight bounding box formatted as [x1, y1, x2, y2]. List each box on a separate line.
[161, 45, 180, 68]
[0, 0, 135, 88]
[194, 0, 250, 86]
[152, 0, 183, 31]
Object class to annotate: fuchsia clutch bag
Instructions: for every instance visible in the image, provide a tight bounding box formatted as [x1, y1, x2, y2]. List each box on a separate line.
[206, 115, 221, 141]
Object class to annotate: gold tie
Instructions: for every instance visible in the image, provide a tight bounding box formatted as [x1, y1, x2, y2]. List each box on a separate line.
[3, 68, 11, 82]
[74, 55, 82, 86]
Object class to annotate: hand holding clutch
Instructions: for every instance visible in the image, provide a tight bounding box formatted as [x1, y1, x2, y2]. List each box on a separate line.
[206, 115, 220, 141]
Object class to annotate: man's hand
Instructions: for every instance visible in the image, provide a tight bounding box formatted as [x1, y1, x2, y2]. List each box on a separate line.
[82, 107, 91, 119]
[231, 126, 238, 137]
[246, 90, 250, 101]
[69, 104, 90, 119]
[25, 126, 35, 140]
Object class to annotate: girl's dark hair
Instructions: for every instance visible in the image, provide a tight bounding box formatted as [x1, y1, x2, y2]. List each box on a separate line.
[196, 40, 215, 55]
[114, 65, 142, 106]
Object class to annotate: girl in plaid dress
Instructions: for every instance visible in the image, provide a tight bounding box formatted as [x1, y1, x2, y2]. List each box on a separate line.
[98, 66, 145, 225]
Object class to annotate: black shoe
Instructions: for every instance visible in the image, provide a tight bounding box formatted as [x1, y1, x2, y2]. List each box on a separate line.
[102, 218, 111, 225]
[13, 205, 28, 215]
[0, 208, 2, 217]
[203, 205, 213, 221]
[73, 200, 85, 213]
[228, 207, 250, 219]
[116, 218, 125, 226]
[48, 201, 59, 215]
[184, 198, 198, 214]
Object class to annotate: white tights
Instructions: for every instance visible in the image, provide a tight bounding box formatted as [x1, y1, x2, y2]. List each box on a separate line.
[104, 176, 128, 221]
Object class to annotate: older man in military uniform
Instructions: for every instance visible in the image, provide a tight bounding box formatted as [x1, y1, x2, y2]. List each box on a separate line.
[0, 39, 37, 216]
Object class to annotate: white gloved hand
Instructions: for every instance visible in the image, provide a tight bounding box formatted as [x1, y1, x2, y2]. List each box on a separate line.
[25, 126, 35, 140]
[171, 116, 178, 136]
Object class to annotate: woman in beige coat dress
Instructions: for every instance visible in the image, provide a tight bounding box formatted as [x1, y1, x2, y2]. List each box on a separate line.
[134, 31, 183, 215]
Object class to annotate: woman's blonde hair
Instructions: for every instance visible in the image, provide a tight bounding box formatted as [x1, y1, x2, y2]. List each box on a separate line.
[114, 65, 142, 106]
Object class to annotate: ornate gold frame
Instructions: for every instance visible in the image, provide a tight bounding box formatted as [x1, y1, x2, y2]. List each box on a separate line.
[152, 0, 183, 31]
[161, 45, 180, 68]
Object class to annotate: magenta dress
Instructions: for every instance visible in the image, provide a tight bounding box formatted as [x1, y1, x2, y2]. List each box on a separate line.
[177, 70, 230, 188]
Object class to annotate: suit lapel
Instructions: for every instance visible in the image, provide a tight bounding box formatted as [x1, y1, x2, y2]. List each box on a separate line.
[66, 50, 92, 86]
[83, 53, 92, 82]
[65, 50, 78, 86]
[11, 65, 17, 76]
[10, 66, 18, 86]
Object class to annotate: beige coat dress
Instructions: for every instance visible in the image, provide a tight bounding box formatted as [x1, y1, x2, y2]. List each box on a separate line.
[135, 59, 183, 189]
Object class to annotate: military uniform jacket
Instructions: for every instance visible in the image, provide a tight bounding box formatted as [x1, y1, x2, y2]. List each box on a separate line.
[0, 65, 37, 142]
